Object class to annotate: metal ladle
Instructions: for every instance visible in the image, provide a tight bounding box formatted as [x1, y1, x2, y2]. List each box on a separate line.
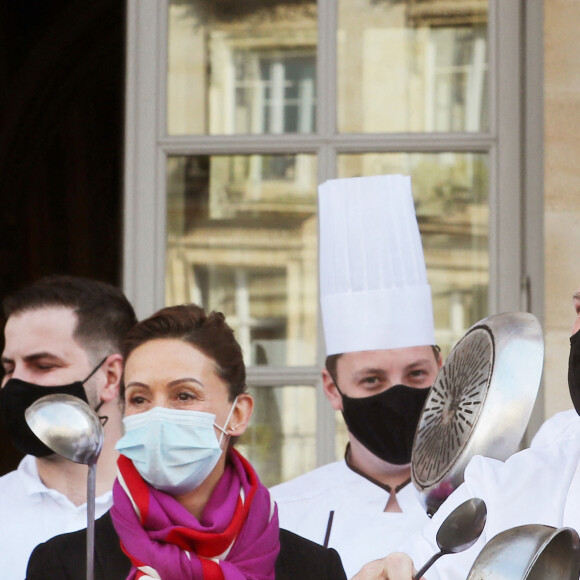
[413, 498, 487, 579]
[25, 394, 104, 580]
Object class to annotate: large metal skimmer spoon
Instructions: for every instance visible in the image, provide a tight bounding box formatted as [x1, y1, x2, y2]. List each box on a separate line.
[413, 498, 487, 579]
[25, 394, 104, 580]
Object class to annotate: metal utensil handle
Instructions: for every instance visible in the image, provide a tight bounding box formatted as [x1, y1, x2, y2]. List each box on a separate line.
[413, 550, 447, 580]
[86, 462, 96, 580]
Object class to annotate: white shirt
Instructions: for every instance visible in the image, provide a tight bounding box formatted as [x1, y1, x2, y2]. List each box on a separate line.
[403, 429, 580, 579]
[270, 459, 430, 578]
[530, 408, 580, 447]
[0, 455, 113, 580]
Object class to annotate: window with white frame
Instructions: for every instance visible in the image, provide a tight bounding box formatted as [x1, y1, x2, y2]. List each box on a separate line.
[124, 0, 542, 486]
[233, 50, 316, 134]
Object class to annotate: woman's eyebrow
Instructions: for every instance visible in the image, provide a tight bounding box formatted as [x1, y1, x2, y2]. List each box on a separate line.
[167, 377, 204, 388]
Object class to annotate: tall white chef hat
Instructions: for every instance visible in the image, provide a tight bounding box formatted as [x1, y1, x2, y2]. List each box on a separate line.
[319, 174, 435, 356]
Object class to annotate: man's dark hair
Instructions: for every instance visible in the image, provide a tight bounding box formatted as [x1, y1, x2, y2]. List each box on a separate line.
[3, 275, 137, 359]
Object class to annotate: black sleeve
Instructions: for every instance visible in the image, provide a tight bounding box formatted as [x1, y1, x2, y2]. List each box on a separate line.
[26, 539, 71, 580]
[277, 528, 347, 580]
[26, 512, 130, 580]
[326, 546, 348, 580]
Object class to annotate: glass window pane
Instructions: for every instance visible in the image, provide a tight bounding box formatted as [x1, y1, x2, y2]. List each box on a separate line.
[166, 154, 318, 366]
[338, 0, 488, 133]
[238, 385, 316, 487]
[167, 0, 317, 135]
[338, 152, 489, 356]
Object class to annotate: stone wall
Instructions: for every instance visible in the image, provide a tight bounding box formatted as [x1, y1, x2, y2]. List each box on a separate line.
[544, 0, 580, 417]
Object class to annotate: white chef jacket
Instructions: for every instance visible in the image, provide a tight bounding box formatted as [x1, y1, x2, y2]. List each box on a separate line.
[403, 428, 580, 579]
[0, 455, 113, 580]
[530, 408, 580, 448]
[270, 458, 430, 578]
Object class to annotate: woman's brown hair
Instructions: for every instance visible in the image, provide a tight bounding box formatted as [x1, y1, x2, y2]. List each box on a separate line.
[122, 304, 246, 401]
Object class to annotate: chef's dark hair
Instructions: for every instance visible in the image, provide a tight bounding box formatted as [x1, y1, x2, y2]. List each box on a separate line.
[121, 303, 246, 402]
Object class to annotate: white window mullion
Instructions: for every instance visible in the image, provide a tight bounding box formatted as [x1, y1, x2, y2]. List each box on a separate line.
[159, 131, 493, 156]
[493, 0, 522, 314]
[521, 0, 545, 441]
[425, 32, 436, 132]
[123, 0, 167, 320]
[317, 0, 337, 152]
[466, 34, 487, 132]
[299, 77, 315, 133]
[316, 0, 340, 466]
[252, 57, 265, 134]
[270, 60, 286, 134]
[234, 268, 252, 358]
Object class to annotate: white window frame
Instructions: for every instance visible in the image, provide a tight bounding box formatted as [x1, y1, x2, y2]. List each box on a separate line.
[122, 0, 544, 465]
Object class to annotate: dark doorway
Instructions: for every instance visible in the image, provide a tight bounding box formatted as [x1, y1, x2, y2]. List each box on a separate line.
[0, 0, 126, 474]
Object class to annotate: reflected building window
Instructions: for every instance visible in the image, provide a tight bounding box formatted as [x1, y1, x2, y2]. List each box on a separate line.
[234, 51, 316, 134]
[192, 264, 288, 366]
[166, 153, 318, 369]
[427, 26, 488, 132]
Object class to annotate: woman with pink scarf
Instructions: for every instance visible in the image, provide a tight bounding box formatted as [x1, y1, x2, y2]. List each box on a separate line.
[27, 304, 346, 580]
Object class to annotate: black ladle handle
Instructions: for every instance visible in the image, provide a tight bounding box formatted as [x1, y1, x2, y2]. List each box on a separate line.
[413, 550, 448, 580]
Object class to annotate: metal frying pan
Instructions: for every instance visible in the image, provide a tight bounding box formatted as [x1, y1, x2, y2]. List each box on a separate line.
[411, 312, 544, 515]
[466, 524, 580, 579]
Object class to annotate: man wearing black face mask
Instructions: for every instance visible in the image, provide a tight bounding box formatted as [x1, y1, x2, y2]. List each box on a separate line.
[270, 176, 442, 578]
[347, 287, 580, 580]
[0, 275, 136, 579]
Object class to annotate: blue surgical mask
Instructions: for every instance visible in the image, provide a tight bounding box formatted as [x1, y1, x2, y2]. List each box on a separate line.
[116, 400, 237, 495]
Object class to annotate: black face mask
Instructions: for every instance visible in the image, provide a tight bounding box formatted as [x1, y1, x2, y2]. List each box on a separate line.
[568, 329, 580, 416]
[336, 382, 430, 465]
[0, 358, 106, 457]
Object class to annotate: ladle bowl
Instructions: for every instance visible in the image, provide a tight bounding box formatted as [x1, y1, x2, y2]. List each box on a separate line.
[414, 498, 487, 579]
[25, 394, 104, 465]
[25, 393, 104, 580]
[24, 394, 104, 465]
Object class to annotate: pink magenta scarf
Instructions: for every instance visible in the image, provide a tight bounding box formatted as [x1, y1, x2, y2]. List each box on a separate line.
[110, 448, 280, 580]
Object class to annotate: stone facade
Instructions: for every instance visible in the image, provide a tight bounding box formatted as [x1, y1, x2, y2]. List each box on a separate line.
[544, 0, 580, 417]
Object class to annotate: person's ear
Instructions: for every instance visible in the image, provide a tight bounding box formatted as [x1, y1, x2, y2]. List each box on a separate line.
[433, 345, 443, 369]
[322, 368, 343, 411]
[99, 354, 123, 402]
[228, 393, 254, 437]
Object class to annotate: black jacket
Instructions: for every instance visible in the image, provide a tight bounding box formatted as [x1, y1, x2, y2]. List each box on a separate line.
[26, 511, 347, 580]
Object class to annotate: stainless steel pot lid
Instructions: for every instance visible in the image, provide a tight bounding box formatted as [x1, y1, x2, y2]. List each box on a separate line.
[466, 524, 580, 580]
[411, 312, 544, 515]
